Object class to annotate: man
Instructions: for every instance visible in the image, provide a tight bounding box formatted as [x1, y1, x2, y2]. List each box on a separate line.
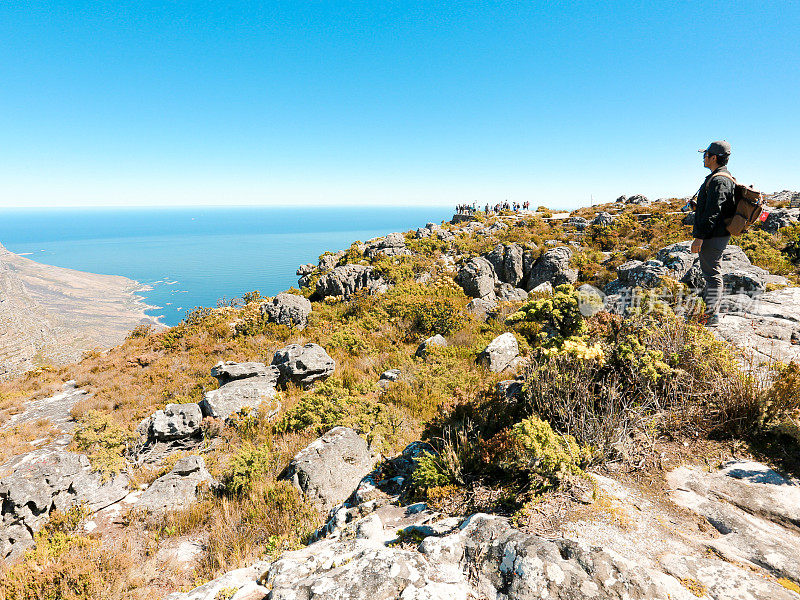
[691, 140, 736, 326]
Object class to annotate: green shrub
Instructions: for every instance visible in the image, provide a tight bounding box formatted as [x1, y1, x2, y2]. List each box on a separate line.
[509, 416, 592, 480]
[737, 229, 795, 276]
[506, 284, 587, 345]
[221, 443, 277, 497]
[411, 452, 454, 490]
[72, 410, 134, 478]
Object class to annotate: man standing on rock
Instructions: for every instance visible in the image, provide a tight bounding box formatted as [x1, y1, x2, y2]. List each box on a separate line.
[691, 140, 737, 326]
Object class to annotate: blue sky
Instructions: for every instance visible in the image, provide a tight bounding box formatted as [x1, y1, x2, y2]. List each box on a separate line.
[1, 1, 798, 208]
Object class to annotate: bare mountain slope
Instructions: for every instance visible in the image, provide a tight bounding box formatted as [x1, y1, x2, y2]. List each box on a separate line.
[0, 242, 161, 378]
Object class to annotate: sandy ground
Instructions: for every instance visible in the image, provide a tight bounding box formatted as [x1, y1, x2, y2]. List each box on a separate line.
[0, 242, 163, 379]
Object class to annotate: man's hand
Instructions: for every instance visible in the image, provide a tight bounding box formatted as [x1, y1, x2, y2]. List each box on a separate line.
[691, 238, 703, 253]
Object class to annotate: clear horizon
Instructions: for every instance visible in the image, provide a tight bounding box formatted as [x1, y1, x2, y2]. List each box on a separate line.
[2, 2, 798, 208]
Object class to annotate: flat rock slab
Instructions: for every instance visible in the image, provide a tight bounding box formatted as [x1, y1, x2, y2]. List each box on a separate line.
[210, 361, 279, 386]
[668, 460, 800, 583]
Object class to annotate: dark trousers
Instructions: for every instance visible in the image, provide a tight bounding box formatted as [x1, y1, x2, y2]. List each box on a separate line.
[699, 235, 730, 316]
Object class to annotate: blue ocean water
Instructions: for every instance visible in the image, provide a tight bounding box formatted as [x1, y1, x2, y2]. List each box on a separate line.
[0, 206, 452, 326]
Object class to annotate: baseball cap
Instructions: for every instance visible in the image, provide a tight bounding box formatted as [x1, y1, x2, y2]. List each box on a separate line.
[699, 140, 731, 156]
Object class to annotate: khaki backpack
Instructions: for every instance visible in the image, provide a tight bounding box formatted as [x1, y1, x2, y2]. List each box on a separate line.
[707, 171, 765, 235]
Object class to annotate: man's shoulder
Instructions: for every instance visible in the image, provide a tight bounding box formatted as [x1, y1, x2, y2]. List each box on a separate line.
[709, 169, 735, 188]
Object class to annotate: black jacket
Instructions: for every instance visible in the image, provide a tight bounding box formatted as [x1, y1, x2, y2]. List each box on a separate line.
[692, 167, 736, 239]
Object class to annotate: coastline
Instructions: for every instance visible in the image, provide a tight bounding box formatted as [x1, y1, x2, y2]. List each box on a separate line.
[0, 242, 164, 379]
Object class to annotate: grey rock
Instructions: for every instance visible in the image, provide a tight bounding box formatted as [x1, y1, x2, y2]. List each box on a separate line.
[364, 232, 410, 259]
[525, 247, 578, 290]
[655, 241, 696, 280]
[682, 245, 769, 295]
[627, 193, 650, 205]
[713, 287, 800, 364]
[280, 427, 378, 513]
[761, 207, 800, 233]
[616, 194, 627, 203]
[316, 264, 389, 299]
[669, 460, 800, 583]
[496, 283, 528, 302]
[260, 293, 312, 330]
[0, 451, 129, 560]
[455, 257, 497, 299]
[318, 250, 346, 272]
[567, 216, 589, 231]
[465, 297, 498, 319]
[477, 332, 520, 372]
[379, 369, 401, 382]
[486, 243, 525, 286]
[136, 456, 213, 514]
[163, 561, 271, 600]
[617, 259, 669, 289]
[415, 334, 447, 359]
[200, 378, 280, 421]
[496, 379, 524, 401]
[147, 403, 203, 442]
[296, 263, 315, 277]
[210, 361, 279, 386]
[271, 343, 335, 387]
[530, 281, 554, 294]
[592, 212, 614, 226]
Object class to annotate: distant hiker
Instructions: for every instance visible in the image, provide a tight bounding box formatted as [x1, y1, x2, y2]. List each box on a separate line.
[692, 140, 736, 326]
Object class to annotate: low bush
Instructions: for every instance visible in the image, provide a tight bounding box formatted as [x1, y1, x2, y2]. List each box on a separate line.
[71, 410, 134, 478]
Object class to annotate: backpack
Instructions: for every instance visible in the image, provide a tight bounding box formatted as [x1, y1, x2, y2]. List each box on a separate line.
[707, 171, 766, 235]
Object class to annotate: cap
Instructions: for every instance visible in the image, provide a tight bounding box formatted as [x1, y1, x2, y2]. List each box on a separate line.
[699, 140, 731, 156]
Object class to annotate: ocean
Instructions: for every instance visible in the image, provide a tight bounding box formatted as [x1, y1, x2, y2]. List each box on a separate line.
[0, 206, 452, 326]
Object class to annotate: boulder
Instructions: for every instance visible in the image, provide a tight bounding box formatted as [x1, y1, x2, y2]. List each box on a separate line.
[616, 260, 669, 289]
[318, 250, 346, 272]
[210, 361, 279, 386]
[260, 293, 313, 330]
[379, 369, 401, 382]
[316, 264, 389, 299]
[592, 212, 614, 226]
[525, 247, 577, 290]
[135, 456, 213, 514]
[465, 297, 498, 319]
[364, 232, 409, 259]
[627, 193, 649, 205]
[279, 427, 377, 513]
[655, 241, 696, 280]
[271, 343, 335, 387]
[146, 403, 203, 442]
[681, 245, 769, 295]
[567, 216, 589, 231]
[0, 452, 129, 560]
[296, 263, 315, 277]
[485, 243, 524, 286]
[163, 562, 271, 600]
[455, 257, 498, 299]
[761, 207, 800, 234]
[200, 378, 280, 421]
[496, 379, 524, 401]
[496, 283, 528, 303]
[477, 332, 520, 372]
[530, 281, 554, 294]
[415, 334, 447, 359]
